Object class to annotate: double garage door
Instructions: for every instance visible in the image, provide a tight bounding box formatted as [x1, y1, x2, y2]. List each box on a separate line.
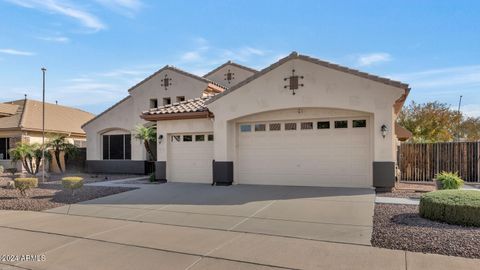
[237, 117, 371, 187]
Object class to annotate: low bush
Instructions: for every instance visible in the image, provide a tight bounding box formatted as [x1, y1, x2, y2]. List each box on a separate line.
[62, 177, 84, 196]
[14, 178, 38, 197]
[436, 171, 464, 189]
[0, 165, 4, 174]
[419, 190, 480, 227]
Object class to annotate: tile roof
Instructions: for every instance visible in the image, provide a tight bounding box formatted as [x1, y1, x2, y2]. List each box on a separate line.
[143, 97, 210, 115]
[0, 99, 95, 135]
[206, 52, 410, 105]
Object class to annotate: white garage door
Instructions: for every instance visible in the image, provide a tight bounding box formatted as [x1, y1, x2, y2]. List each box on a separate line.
[237, 118, 371, 187]
[168, 134, 214, 183]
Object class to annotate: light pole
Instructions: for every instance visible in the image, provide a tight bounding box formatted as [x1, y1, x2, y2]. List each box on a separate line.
[41, 67, 46, 182]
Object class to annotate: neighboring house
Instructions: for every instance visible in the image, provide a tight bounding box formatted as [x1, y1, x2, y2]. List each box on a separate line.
[0, 98, 95, 170]
[85, 52, 410, 189]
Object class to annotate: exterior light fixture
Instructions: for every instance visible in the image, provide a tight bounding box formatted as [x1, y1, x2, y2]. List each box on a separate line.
[381, 124, 388, 138]
[158, 134, 163, 144]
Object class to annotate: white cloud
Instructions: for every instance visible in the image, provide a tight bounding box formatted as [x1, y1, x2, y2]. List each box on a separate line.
[95, 0, 143, 17]
[181, 51, 202, 62]
[461, 104, 480, 117]
[389, 65, 480, 89]
[0, 48, 35, 56]
[357, 52, 392, 66]
[37, 36, 70, 43]
[6, 0, 106, 31]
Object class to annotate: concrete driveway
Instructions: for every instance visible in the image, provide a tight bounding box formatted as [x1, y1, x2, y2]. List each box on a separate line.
[1, 183, 480, 270]
[46, 183, 375, 245]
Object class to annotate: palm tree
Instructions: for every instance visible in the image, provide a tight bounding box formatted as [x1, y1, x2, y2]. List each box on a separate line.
[46, 134, 77, 173]
[9, 142, 49, 175]
[134, 125, 157, 161]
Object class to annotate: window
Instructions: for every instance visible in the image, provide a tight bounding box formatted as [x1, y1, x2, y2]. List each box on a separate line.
[149, 98, 158, 109]
[208, 134, 214, 141]
[195, 134, 205, 141]
[0, 138, 10, 160]
[183, 135, 193, 142]
[334, 120, 348, 128]
[255, 123, 266, 132]
[269, 123, 281, 131]
[240, 124, 251, 132]
[163, 97, 171, 105]
[73, 140, 86, 148]
[353, 120, 367, 128]
[176, 96, 185, 102]
[171, 135, 181, 142]
[102, 134, 131, 160]
[301, 122, 313, 130]
[285, 123, 297, 131]
[317, 121, 330, 129]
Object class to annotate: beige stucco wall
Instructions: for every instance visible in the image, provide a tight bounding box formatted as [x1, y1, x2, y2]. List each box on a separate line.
[204, 64, 256, 87]
[207, 58, 404, 164]
[156, 118, 213, 161]
[84, 68, 210, 160]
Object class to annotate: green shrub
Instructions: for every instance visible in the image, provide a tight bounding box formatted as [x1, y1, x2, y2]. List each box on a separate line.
[0, 165, 4, 174]
[62, 177, 84, 196]
[419, 190, 480, 227]
[436, 171, 464, 189]
[14, 178, 38, 197]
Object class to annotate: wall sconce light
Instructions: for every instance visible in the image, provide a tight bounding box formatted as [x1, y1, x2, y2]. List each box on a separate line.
[158, 134, 163, 144]
[381, 124, 388, 138]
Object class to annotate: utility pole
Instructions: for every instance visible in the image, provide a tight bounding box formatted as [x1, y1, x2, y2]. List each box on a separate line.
[457, 95, 463, 142]
[41, 67, 46, 182]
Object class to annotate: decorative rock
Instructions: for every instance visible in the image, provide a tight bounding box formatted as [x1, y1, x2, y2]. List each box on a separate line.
[6, 180, 15, 189]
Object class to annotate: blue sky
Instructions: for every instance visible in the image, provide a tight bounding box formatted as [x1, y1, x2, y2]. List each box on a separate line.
[1, 0, 479, 116]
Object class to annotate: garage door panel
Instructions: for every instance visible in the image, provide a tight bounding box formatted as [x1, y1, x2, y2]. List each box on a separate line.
[237, 117, 371, 187]
[168, 135, 213, 184]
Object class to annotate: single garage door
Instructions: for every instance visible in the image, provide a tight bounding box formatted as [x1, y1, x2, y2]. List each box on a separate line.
[237, 118, 371, 187]
[168, 133, 214, 183]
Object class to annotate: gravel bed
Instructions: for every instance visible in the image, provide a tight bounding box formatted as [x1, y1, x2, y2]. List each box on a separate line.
[0, 179, 136, 211]
[372, 203, 480, 259]
[46, 173, 142, 184]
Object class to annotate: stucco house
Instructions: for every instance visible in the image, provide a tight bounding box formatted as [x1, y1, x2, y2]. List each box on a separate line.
[0, 98, 94, 170]
[84, 52, 410, 189]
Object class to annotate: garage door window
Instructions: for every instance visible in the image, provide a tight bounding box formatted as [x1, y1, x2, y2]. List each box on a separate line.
[195, 135, 205, 141]
[171, 135, 181, 142]
[334, 120, 348, 128]
[317, 121, 330, 129]
[208, 134, 214, 141]
[240, 124, 251, 132]
[285, 123, 297, 131]
[301, 122, 313, 130]
[183, 135, 193, 142]
[255, 124, 266, 132]
[269, 123, 281, 131]
[353, 120, 367, 128]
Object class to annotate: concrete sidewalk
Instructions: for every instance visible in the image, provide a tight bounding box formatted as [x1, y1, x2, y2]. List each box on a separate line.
[0, 211, 478, 270]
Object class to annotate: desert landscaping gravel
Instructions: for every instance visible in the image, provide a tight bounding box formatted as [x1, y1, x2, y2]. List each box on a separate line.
[0, 179, 136, 211]
[372, 203, 480, 259]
